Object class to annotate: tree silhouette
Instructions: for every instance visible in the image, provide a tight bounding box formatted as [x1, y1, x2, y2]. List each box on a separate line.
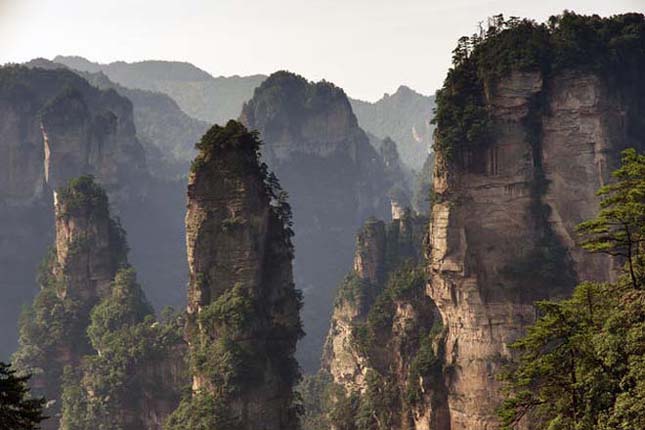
[0, 362, 46, 430]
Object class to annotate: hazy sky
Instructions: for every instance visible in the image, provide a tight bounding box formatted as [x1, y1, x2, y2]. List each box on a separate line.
[1, 0, 642, 101]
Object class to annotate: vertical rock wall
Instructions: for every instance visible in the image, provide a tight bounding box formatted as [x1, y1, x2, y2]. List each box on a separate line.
[323, 211, 447, 429]
[240, 71, 394, 371]
[428, 68, 644, 429]
[183, 121, 302, 430]
[0, 65, 146, 359]
[13, 177, 128, 429]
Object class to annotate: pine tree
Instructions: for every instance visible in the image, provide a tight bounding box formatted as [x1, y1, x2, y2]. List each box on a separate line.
[577, 148, 645, 289]
[0, 362, 45, 430]
[499, 148, 645, 429]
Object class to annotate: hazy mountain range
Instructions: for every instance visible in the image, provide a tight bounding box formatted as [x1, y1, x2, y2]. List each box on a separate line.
[52, 56, 435, 171]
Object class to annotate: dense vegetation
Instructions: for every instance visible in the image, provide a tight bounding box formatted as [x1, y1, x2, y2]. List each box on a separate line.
[61, 269, 184, 430]
[12, 177, 129, 425]
[13, 176, 184, 429]
[433, 12, 645, 162]
[500, 149, 645, 429]
[330, 264, 444, 430]
[0, 363, 45, 430]
[302, 214, 443, 430]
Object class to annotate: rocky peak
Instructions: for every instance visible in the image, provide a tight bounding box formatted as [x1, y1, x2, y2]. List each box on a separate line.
[349, 85, 435, 172]
[13, 176, 129, 429]
[53, 176, 128, 302]
[352, 218, 386, 286]
[321, 211, 446, 430]
[0, 65, 146, 200]
[176, 120, 302, 430]
[240, 71, 393, 371]
[14, 176, 185, 430]
[240, 70, 360, 163]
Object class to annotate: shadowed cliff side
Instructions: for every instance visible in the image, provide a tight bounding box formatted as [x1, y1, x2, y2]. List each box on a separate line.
[12, 177, 186, 430]
[23, 58, 209, 177]
[240, 71, 395, 372]
[0, 65, 146, 359]
[165, 121, 303, 430]
[0, 65, 189, 360]
[301, 210, 449, 430]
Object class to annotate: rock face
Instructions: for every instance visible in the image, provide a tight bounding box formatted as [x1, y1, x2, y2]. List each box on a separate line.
[0, 66, 145, 198]
[412, 152, 435, 215]
[322, 211, 448, 430]
[428, 66, 645, 430]
[0, 65, 147, 359]
[378, 136, 414, 211]
[1, 64, 192, 363]
[240, 71, 394, 371]
[52, 185, 129, 303]
[13, 176, 185, 430]
[179, 121, 302, 430]
[13, 177, 129, 428]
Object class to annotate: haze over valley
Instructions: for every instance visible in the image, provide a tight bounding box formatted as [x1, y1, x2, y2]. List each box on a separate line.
[1, 2, 644, 430]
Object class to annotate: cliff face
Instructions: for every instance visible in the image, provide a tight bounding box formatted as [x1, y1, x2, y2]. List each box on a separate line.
[0, 66, 145, 198]
[428, 15, 645, 429]
[1, 64, 192, 364]
[240, 71, 394, 371]
[322, 211, 448, 430]
[0, 65, 147, 359]
[13, 177, 185, 430]
[52, 185, 129, 303]
[13, 177, 128, 428]
[24, 57, 209, 177]
[176, 121, 302, 430]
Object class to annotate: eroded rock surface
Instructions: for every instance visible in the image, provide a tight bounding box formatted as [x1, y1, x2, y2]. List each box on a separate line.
[181, 121, 302, 430]
[241, 71, 394, 371]
[428, 68, 643, 429]
[0, 65, 146, 358]
[323, 211, 448, 429]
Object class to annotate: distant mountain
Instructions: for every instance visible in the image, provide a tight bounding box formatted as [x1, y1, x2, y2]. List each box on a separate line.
[54, 56, 266, 125]
[26, 58, 209, 177]
[241, 71, 402, 372]
[350, 86, 435, 171]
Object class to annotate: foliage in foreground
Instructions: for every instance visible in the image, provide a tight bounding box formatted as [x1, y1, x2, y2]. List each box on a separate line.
[0, 362, 45, 430]
[60, 269, 184, 430]
[500, 149, 645, 429]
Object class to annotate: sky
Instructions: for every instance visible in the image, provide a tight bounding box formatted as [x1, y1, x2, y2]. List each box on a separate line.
[0, 0, 643, 101]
